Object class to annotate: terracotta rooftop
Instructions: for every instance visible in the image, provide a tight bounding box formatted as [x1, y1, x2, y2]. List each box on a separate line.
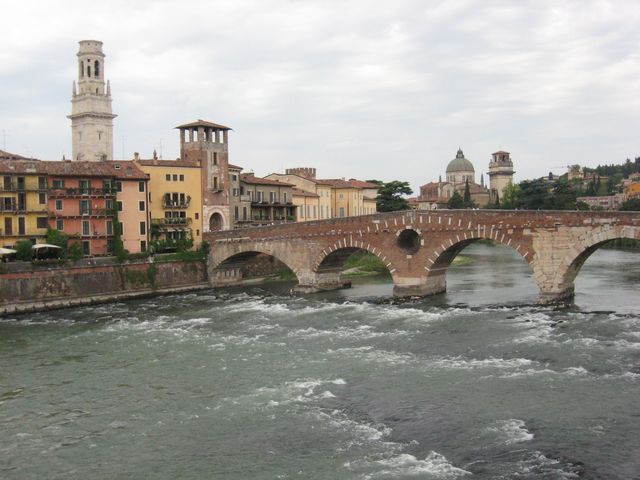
[316, 178, 378, 189]
[0, 159, 47, 174]
[240, 174, 293, 187]
[228, 163, 243, 170]
[291, 187, 319, 198]
[137, 158, 201, 168]
[0, 150, 33, 161]
[45, 160, 148, 180]
[175, 119, 232, 130]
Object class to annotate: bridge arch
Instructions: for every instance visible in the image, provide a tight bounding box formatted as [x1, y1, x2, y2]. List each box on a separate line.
[421, 233, 534, 297]
[552, 226, 640, 297]
[209, 245, 301, 287]
[313, 238, 397, 276]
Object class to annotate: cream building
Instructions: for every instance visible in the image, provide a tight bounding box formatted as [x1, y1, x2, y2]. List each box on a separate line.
[487, 151, 515, 204]
[68, 40, 116, 161]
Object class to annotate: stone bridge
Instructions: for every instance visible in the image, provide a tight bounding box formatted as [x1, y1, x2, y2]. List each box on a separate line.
[204, 210, 640, 304]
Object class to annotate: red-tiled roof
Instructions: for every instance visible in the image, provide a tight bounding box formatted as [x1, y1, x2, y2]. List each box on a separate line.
[347, 179, 379, 188]
[317, 178, 379, 189]
[45, 160, 148, 180]
[291, 187, 319, 198]
[0, 150, 33, 161]
[0, 159, 47, 174]
[137, 159, 201, 168]
[240, 174, 293, 187]
[228, 163, 243, 170]
[175, 119, 232, 130]
[419, 181, 450, 189]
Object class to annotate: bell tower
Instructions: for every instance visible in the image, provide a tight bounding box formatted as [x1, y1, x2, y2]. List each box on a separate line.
[68, 40, 116, 161]
[488, 151, 515, 203]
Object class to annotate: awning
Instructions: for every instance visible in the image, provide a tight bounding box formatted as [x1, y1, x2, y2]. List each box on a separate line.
[0, 247, 17, 256]
[31, 244, 63, 250]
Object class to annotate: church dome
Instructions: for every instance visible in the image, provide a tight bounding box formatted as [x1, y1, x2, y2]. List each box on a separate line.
[446, 148, 475, 173]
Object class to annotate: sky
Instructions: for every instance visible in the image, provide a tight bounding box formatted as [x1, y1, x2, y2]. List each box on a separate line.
[1, 0, 639, 194]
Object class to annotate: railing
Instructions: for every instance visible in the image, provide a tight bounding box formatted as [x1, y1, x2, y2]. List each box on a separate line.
[48, 187, 117, 197]
[0, 204, 18, 213]
[162, 200, 190, 209]
[152, 217, 192, 226]
[240, 194, 252, 202]
[48, 208, 115, 218]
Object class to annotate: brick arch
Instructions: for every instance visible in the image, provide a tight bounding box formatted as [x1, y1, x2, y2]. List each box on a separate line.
[554, 225, 640, 293]
[312, 238, 397, 276]
[210, 244, 303, 282]
[425, 232, 533, 274]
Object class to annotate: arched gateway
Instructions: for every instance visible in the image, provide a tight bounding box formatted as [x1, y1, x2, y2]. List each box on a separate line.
[205, 210, 640, 304]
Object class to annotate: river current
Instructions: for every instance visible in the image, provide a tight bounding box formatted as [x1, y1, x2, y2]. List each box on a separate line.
[1, 244, 639, 479]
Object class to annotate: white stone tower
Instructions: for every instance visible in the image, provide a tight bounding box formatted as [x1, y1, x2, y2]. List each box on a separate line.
[68, 40, 116, 161]
[487, 151, 515, 204]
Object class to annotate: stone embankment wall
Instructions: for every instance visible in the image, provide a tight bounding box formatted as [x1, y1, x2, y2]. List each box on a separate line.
[0, 257, 208, 316]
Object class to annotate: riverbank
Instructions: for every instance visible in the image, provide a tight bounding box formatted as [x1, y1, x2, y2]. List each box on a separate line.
[0, 255, 208, 317]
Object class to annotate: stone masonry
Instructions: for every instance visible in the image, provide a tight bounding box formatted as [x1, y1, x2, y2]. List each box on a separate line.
[205, 210, 640, 304]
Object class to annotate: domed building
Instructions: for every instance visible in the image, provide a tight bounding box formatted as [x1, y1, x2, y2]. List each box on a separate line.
[418, 147, 490, 210]
[446, 148, 475, 185]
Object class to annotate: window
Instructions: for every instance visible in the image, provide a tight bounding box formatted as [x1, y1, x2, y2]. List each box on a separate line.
[179, 174, 184, 182]
[234, 206, 239, 220]
[114, 163, 120, 170]
[269, 192, 275, 203]
[53, 179, 64, 189]
[79, 179, 90, 194]
[213, 152, 218, 165]
[300, 206, 304, 219]
[313, 206, 317, 219]
[139, 201, 145, 211]
[232, 188, 238, 196]
[118, 222, 123, 235]
[306, 206, 310, 219]
[139, 181, 145, 192]
[38, 177, 46, 190]
[231, 174, 237, 182]
[213, 176, 218, 190]
[106, 199, 113, 210]
[195, 212, 199, 220]
[82, 220, 90, 236]
[140, 241, 147, 252]
[172, 174, 178, 181]
[257, 191, 264, 202]
[339, 193, 344, 199]
[82, 241, 90, 256]
[243, 207, 247, 220]
[115, 181, 122, 192]
[80, 200, 90, 215]
[339, 207, 345, 217]
[37, 217, 47, 229]
[116, 201, 123, 212]
[56, 219, 64, 230]
[39, 192, 46, 205]
[139, 221, 146, 235]
[283, 192, 288, 203]
[196, 230, 200, 236]
[166, 174, 171, 181]
[106, 220, 113, 235]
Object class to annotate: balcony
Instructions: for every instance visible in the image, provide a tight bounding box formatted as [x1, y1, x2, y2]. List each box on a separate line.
[162, 200, 190, 209]
[240, 194, 252, 202]
[48, 187, 116, 198]
[0, 204, 18, 213]
[152, 217, 192, 227]
[48, 208, 115, 218]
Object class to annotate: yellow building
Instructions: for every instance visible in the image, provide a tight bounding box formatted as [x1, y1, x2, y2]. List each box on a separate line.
[625, 182, 640, 200]
[321, 179, 379, 218]
[0, 159, 49, 247]
[136, 158, 203, 249]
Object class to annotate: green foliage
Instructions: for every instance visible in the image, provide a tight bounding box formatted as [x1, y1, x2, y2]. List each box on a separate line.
[463, 179, 471, 203]
[447, 191, 465, 209]
[113, 238, 128, 262]
[342, 252, 390, 274]
[575, 200, 590, 211]
[67, 243, 84, 261]
[147, 264, 158, 289]
[199, 241, 210, 256]
[620, 198, 640, 211]
[46, 228, 68, 250]
[154, 250, 205, 263]
[15, 240, 33, 261]
[150, 237, 194, 254]
[366, 179, 413, 212]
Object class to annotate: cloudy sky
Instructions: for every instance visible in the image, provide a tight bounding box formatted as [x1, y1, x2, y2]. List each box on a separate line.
[2, 0, 639, 192]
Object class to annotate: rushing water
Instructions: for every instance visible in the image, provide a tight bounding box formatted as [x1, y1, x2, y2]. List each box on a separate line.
[1, 244, 639, 479]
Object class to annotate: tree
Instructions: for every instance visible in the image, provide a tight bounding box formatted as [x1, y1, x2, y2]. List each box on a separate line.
[366, 180, 413, 212]
[620, 198, 640, 211]
[463, 179, 471, 204]
[46, 228, 68, 250]
[14, 240, 33, 261]
[500, 182, 520, 209]
[447, 191, 465, 209]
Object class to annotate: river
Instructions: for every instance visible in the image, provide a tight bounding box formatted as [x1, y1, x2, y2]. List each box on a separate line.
[1, 244, 639, 479]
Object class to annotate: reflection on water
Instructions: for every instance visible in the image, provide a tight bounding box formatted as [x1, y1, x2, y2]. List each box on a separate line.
[0, 244, 638, 479]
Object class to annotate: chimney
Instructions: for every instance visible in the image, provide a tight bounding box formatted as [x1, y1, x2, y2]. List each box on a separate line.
[133, 152, 139, 161]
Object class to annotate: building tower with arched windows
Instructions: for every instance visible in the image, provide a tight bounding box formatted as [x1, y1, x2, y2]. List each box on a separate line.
[68, 40, 116, 161]
[487, 151, 515, 204]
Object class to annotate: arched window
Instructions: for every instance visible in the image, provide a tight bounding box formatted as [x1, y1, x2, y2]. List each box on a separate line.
[94, 60, 100, 77]
[80, 61, 84, 78]
[87, 64, 92, 77]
